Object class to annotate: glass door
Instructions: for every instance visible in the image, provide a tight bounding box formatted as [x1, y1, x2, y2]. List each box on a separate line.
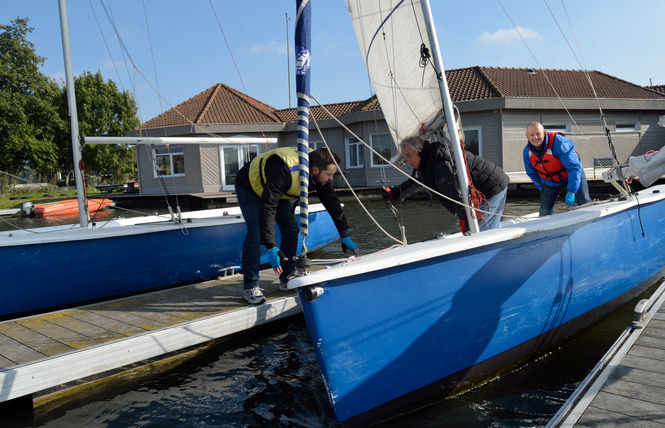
[221, 145, 260, 191]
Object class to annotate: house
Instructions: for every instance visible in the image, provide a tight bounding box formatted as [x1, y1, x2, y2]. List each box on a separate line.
[128, 67, 665, 195]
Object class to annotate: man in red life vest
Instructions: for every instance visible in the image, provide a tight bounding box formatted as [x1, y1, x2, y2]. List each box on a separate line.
[523, 121, 592, 216]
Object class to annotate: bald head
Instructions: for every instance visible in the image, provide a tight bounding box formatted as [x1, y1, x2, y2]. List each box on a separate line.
[526, 122, 546, 148]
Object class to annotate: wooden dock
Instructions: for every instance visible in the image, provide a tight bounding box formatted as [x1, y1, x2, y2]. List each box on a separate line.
[0, 269, 300, 412]
[548, 278, 665, 427]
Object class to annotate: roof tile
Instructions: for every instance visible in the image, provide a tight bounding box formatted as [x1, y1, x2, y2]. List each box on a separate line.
[138, 67, 665, 129]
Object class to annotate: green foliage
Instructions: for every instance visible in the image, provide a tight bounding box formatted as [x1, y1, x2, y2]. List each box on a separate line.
[0, 18, 64, 176]
[57, 71, 140, 182]
[1, 18, 140, 184]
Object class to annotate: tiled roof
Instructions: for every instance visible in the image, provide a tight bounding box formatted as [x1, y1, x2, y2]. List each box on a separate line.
[140, 83, 281, 129]
[449, 67, 665, 100]
[447, 67, 501, 101]
[139, 67, 665, 129]
[647, 85, 665, 95]
[274, 100, 369, 122]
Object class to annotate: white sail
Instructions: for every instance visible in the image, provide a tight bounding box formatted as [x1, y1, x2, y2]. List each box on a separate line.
[347, 0, 443, 148]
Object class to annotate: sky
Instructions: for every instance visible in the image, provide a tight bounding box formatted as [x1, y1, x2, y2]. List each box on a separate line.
[2, 1, 664, 122]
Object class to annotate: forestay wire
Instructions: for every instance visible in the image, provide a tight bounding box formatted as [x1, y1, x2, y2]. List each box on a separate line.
[545, 0, 622, 168]
[497, 0, 623, 168]
[308, 99, 408, 246]
[499, 0, 631, 193]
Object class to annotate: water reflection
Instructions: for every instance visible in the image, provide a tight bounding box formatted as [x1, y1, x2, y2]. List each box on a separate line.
[310, 198, 540, 258]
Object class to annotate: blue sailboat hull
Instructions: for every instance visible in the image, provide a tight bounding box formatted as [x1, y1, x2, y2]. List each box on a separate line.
[292, 187, 665, 425]
[0, 205, 338, 319]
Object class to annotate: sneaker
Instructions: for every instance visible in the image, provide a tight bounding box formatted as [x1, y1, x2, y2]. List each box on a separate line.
[243, 287, 266, 305]
[279, 280, 289, 291]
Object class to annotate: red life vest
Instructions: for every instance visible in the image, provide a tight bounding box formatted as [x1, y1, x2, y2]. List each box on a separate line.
[528, 132, 569, 183]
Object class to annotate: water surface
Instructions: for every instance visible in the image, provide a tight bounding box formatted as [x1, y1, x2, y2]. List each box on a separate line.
[11, 197, 649, 427]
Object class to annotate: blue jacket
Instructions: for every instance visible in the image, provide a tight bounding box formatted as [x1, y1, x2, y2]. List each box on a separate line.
[523, 133, 584, 193]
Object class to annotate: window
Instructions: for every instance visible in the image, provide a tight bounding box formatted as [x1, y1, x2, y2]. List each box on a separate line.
[463, 128, 482, 156]
[311, 141, 326, 150]
[616, 123, 640, 132]
[345, 137, 364, 169]
[370, 133, 393, 167]
[544, 124, 569, 133]
[154, 145, 185, 177]
[220, 144, 260, 190]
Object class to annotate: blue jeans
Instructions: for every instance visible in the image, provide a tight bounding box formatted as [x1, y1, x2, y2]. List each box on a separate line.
[477, 186, 508, 231]
[539, 171, 592, 216]
[235, 184, 299, 290]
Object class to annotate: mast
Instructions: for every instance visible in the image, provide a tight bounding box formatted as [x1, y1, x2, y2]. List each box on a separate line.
[295, 0, 311, 252]
[58, 0, 88, 227]
[419, 0, 479, 234]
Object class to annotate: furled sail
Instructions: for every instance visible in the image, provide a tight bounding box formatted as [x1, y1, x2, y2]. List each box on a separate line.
[295, 0, 312, 249]
[347, 0, 444, 148]
[603, 146, 665, 187]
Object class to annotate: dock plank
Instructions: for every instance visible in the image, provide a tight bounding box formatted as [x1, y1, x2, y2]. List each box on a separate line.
[576, 404, 663, 427]
[84, 308, 176, 330]
[601, 378, 665, 407]
[634, 333, 665, 349]
[608, 365, 665, 390]
[38, 313, 125, 343]
[548, 280, 665, 427]
[0, 355, 13, 369]
[0, 268, 301, 405]
[640, 319, 665, 338]
[584, 391, 665, 424]
[15, 318, 101, 349]
[63, 310, 149, 337]
[628, 344, 665, 362]
[0, 322, 72, 357]
[620, 353, 665, 372]
[0, 333, 46, 366]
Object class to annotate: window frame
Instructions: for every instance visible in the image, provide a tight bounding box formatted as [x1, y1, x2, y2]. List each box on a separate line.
[370, 133, 393, 168]
[615, 122, 640, 132]
[463, 127, 482, 156]
[345, 137, 364, 169]
[153, 145, 185, 178]
[543, 124, 570, 133]
[310, 140, 326, 151]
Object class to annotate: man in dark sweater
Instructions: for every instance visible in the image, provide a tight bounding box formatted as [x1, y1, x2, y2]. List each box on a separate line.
[235, 147, 359, 305]
[384, 136, 509, 233]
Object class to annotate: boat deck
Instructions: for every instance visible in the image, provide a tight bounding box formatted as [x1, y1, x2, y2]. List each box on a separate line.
[548, 278, 665, 427]
[0, 269, 300, 409]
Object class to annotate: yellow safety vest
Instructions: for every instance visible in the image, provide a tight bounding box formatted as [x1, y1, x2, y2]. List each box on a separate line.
[248, 147, 312, 199]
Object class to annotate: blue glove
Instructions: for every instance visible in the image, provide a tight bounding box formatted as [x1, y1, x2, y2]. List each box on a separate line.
[267, 247, 281, 269]
[564, 192, 575, 206]
[341, 237, 358, 254]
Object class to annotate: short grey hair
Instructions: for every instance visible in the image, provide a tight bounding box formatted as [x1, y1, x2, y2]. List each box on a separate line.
[399, 136, 424, 151]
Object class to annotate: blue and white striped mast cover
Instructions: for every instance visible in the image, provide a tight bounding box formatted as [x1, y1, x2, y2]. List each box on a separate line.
[295, 0, 311, 252]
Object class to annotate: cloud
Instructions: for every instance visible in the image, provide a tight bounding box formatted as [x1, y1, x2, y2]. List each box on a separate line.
[248, 41, 287, 55]
[476, 26, 541, 45]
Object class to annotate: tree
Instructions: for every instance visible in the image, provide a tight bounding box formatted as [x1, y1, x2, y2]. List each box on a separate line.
[0, 18, 64, 177]
[56, 71, 140, 184]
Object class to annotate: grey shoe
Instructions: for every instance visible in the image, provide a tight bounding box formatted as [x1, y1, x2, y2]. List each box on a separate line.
[243, 287, 266, 305]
